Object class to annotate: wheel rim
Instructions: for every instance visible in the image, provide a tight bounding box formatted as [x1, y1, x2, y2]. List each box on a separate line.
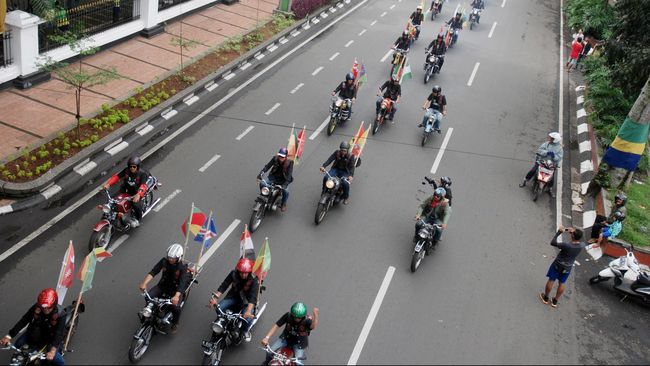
[328, 117, 337, 135]
[132, 326, 152, 359]
[318, 206, 327, 222]
[251, 211, 262, 231]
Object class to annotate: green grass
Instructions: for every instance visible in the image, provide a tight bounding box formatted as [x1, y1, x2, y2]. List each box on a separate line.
[614, 178, 650, 249]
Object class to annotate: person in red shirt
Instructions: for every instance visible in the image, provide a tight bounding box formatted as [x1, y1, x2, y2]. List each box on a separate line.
[102, 156, 150, 227]
[566, 37, 584, 72]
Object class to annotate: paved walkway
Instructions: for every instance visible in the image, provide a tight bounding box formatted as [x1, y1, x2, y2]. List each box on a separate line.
[0, 0, 278, 163]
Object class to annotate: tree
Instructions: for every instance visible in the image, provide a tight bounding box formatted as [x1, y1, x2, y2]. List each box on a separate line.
[39, 31, 121, 139]
[169, 21, 199, 84]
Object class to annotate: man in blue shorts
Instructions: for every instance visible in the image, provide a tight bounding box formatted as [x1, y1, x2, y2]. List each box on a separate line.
[540, 225, 586, 308]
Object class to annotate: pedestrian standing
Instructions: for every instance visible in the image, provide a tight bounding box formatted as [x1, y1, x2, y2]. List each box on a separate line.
[540, 225, 586, 308]
[566, 37, 583, 72]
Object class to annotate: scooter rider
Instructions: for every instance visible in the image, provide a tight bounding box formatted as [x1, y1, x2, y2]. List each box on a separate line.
[377, 75, 402, 121]
[426, 33, 447, 72]
[261, 302, 319, 365]
[209, 258, 259, 342]
[471, 0, 485, 23]
[331, 72, 358, 119]
[414, 187, 452, 253]
[0, 289, 66, 365]
[420, 85, 447, 133]
[319, 142, 356, 205]
[409, 6, 425, 40]
[258, 147, 294, 212]
[139, 243, 190, 334]
[102, 155, 150, 228]
[519, 132, 563, 197]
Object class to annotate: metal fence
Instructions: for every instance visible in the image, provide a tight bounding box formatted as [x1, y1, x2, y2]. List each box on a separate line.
[158, 0, 192, 11]
[1, 31, 13, 68]
[38, 0, 141, 53]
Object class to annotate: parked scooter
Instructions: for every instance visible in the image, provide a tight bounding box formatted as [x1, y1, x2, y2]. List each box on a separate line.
[589, 245, 650, 303]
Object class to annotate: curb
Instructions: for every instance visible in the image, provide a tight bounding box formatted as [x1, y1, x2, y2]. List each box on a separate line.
[0, 0, 358, 215]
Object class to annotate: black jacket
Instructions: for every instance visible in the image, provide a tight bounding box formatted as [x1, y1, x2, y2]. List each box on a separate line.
[217, 270, 260, 305]
[448, 17, 463, 30]
[394, 36, 411, 50]
[261, 156, 294, 185]
[149, 258, 191, 295]
[9, 304, 66, 350]
[410, 11, 424, 25]
[427, 39, 447, 55]
[379, 80, 402, 100]
[322, 151, 356, 176]
[333, 81, 358, 99]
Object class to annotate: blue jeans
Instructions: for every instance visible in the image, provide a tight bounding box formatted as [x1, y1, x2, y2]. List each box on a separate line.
[323, 168, 350, 199]
[421, 109, 442, 130]
[266, 338, 306, 363]
[218, 297, 255, 332]
[15, 334, 65, 366]
[263, 176, 289, 204]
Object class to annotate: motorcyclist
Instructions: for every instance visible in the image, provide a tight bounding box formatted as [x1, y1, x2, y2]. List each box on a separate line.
[139, 243, 190, 334]
[261, 302, 319, 365]
[428, 176, 453, 206]
[519, 132, 563, 197]
[319, 142, 356, 205]
[426, 33, 447, 72]
[102, 155, 150, 228]
[409, 6, 425, 40]
[209, 258, 259, 342]
[0, 289, 66, 365]
[447, 12, 463, 43]
[430, 0, 443, 14]
[414, 187, 452, 254]
[376, 75, 402, 121]
[420, 85, 447, 133]
[394, 30, 412, 52]
[471, 0, 485, 24]
[331, 72, 358, 119]
[257, 147, 294, 212]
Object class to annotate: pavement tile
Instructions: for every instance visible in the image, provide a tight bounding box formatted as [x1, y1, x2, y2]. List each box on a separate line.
[137, 33, 210, 59]
[14, 78, 111, 117]
[217, 2, 272, 20]
[83, 50, 169, 84]
[238, 0, 277, 14]
[0, 125, 40, 160]
[198, 7, 258, 30]
[110, 41, 182, 70]
[171, 13, 242, 38]
[164, 21, 227, 46]
[0, 92, 73, 138]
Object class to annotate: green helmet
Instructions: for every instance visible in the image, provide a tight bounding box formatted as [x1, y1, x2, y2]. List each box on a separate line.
[290, 302, 307, 318]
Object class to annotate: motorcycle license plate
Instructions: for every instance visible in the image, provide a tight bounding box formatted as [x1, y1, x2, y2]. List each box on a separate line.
[414, 241, 424, 252]
[539, 167, 553, 174]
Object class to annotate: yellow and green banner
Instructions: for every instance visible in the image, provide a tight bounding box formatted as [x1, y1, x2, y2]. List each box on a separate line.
[603, 116, 649, 171]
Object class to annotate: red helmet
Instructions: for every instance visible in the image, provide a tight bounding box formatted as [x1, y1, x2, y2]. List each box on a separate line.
[37, 288, 58, 309]
[236, 258, 254, 274]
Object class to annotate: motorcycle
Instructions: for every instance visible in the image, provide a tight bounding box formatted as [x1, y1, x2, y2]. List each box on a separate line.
[390, 48, 409, 77]
[89, 176, 161, 252]
[315, 171, 349, 225]
[249, 178, 285, 233]
[128, 280, 197, 363]
[445, 27, 459, 48]
[423, 52, 440, 84]
[264, 345, 304, 366]
[419, 104, 440, 146]
[469, 8, 480, 30]
[373, 97, 394, 135]
[411, 218, 443, 272]
[201, 299, 268, 365]
[589, 245, 650, 303]
[531, 158, 556, 201]
[327, 96, 352, 136]
[430, 0, 441, 20]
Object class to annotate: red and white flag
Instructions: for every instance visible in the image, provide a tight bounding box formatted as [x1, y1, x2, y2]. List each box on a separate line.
[240, 225, 255, 259]
[56, 241, 75, 305]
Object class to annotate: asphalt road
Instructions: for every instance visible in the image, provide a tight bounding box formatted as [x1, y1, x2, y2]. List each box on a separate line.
[1, 0, 649, 364]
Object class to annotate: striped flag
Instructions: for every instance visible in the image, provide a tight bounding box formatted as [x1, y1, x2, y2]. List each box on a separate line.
[287, 124, 299, 161]
[181, 206, 206, 238]
[240, 225, 255, 259]
[56, 241, 75, 305]
[93, 247, 112, 263]
[603, 116, 649, 171]
[195, 216, 218, 249]
[253, 237, 271, 282]
[399, 59, 412, 83]
[349, 121, 365, 156]
[77, 251, 98, 293]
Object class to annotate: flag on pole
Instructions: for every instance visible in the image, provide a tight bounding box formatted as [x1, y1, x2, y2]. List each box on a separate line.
[287, 124, 299, 161]
[351, 59, 359, 80]
[253, 238, 271, 281]
[356, 125, 370, 158]
[602, 116, 649, 171]
[93, 247, 112, 262]
[195, 216, 218, 248]
[181, 206, 206, 238]
[295, 126, 306, 164]
[357, 62, 367, 88]
[240, 225, 255, 259]
[77, 251, 98, 293]
[349, 121, 365, 155]
[56, 241, 75, 305]
[399, 58, 412, 83]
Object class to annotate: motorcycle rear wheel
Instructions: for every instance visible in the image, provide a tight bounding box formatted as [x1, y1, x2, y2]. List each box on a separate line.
[249, 207, 264, 233]
[411, 246, 425, 272]
[470, 21, 474, 30]
[315, 202, 328, 225]
[88, 225, 111, 252]
[327, 116, 338, 136]
[201, 343, 224, 366]
[128, 324, 154, 363]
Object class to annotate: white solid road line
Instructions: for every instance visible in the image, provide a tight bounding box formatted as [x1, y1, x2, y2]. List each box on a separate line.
[430, 128, 454, 174]
[199, 154, 221, 172]
[380, 49, 393, 63]
[501, 0, 507, 7]
[556, 0, 565, 230]
[345, 40, 354, 47]
[358, 29, 366, 36]
[467, 62, 480, 86]
[329, 52, 340, 61]
[265, 102, 282, 115]
[312, 66, 324, 76]
[198, 219, 241, 267]
[236, 125, 255, 140]
[309, 117, 331, 140]
[290, 82, 305, 94]
[0, 0, 372, 263]
[154, 189, 182, 212]
[488, 21, 497, 38]
[370, 20, 377, 26]
[347, 266, 396, 365]
[107, 235, 129, 254]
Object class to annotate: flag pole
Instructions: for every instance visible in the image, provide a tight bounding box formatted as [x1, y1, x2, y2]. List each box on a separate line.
[63, 290, 83, 352]
[182, 202, 194, 261]
[196, 210, 212, 267]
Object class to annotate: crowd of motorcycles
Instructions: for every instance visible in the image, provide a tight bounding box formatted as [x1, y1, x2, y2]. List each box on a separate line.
[4, 1, 650, 366]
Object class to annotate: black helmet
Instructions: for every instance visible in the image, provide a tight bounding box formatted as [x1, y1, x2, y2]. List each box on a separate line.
[346, 72, 355, 81]
[127, 156, 141, 168]
[432, 85, 441, 93]
[339, 141, 350, 151]
[613, 211, 626, 222]
[456, 11, 462, 16]
[402, 30, 409, 37]
[614, 193, 627, 205]
[440, 176, 452, 187]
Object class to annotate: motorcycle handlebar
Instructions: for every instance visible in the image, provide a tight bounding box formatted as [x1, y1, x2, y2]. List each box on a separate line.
[142, 291, 172, 306]
[263, 346, 304, 365]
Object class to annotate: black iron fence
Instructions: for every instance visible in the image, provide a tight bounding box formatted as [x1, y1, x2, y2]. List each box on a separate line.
[1, 31, 13, 68]
[38, 0, 141, 53]
[158, 0, 192, 11]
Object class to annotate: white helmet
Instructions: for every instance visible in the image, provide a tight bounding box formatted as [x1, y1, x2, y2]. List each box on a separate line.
[548, 132, 561, 144]
[167, 243, 184, 259]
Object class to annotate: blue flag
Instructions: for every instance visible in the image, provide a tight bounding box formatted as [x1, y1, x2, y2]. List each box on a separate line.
[195, 216, 218, 248]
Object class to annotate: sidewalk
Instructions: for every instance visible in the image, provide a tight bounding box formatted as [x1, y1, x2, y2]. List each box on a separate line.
[0, 0, 279, 163]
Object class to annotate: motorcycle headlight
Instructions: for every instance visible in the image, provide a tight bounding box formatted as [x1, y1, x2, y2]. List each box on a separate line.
[211, 320, 225, 335]
[335, 99, 343, 107]
[419, 231, 429, 239]
[429, 56, 436, 62]
[140, 304, 153, 318]
[261, 187, 270, 196]
[325, 179, 335, 189]
[102, 204, 111, 214]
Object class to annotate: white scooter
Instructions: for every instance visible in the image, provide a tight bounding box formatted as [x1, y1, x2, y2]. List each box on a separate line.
[589, 245, 650, 303]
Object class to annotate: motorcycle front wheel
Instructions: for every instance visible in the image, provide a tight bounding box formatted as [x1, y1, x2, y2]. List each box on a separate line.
[588, 275, 609, 284]
[249, 207, 264, 233]
[128, 324, 154, 363]
[424, 68, 431, 84]
[201, 343, 224, 366]
[421, 132, 429, 146]
[411, 246, 426, 272]
[327, 115, 338, 136]
[532, 182, 541, 202]
[88, 225, 111, 252]
[315, 202, 328, 225]
[372, 117, 381, 135]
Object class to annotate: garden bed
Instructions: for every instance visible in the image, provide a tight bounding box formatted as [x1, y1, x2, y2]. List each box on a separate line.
[0, 13, 294, 183]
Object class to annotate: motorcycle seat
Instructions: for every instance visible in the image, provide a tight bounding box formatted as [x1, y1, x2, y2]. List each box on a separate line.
[635, 273, 650, 286]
